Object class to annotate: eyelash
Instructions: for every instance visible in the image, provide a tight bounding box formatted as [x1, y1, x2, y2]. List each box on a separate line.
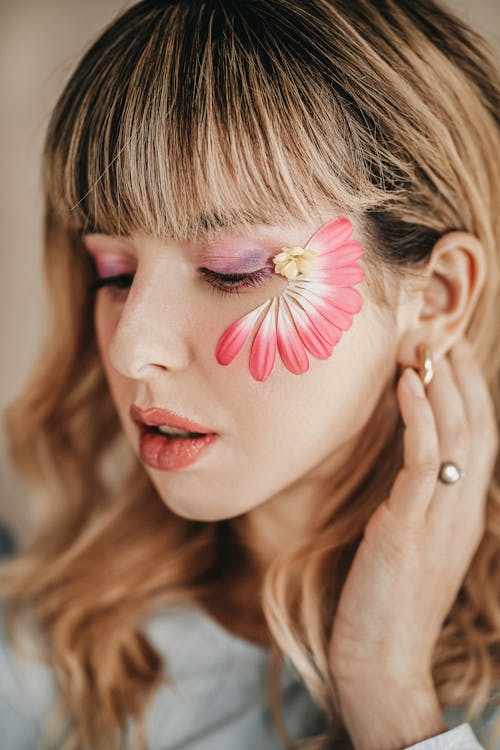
[200, 268, 270, 297]
[86, 268, 271, 298]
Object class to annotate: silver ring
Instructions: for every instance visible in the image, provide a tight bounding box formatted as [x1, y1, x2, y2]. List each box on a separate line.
[438, 461, 466, 484]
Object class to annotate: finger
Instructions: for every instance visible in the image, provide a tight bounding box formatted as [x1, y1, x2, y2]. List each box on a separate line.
[386, 367, 440, 528]
[425, 338, 496, 548]
[425, 354, 469, 465]
[448, 338, 499, 508]
[449, 338, 499, 478]
[424, 354, 469, 513]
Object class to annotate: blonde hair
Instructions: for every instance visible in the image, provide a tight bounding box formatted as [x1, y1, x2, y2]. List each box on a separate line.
[1, 0, 499, 748]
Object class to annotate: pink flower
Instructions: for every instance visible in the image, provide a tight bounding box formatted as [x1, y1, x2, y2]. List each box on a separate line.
[215, 216, 365, 381]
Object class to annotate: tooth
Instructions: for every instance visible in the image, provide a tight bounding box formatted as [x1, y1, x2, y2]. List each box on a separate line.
[157, 425, 191, 436]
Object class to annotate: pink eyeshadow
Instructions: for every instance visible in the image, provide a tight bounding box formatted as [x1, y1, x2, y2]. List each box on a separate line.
[83, 233, 282, 275]
[203, 249, 276, 274]
[91, 254, 136, 277]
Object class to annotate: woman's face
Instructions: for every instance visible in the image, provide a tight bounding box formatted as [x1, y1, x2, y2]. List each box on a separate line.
[84, 215, 401, 522]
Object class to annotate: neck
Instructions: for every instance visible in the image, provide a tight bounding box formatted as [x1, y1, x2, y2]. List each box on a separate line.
[229, 428, 365, 575]
[230, 378, 400, 574]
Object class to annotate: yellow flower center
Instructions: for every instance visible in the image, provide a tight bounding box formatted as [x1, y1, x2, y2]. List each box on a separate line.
[272, 245, 316, 280]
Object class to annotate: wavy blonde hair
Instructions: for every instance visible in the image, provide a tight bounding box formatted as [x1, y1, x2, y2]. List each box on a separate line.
[1, 1, 499, 748]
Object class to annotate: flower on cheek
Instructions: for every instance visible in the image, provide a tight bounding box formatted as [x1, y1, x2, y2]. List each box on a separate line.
[215, 216, 365, 381]
[272, 246, 316, 279]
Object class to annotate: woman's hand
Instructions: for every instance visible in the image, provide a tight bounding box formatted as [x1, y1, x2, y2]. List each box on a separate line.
[327, 337, 498, 747]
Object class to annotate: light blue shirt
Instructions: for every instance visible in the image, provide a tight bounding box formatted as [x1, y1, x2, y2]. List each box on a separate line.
[1, 598, 499, 749]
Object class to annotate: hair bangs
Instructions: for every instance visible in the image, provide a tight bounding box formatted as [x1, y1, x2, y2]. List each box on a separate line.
[4, 2, 500, 750]
[42, 0, 369, 245]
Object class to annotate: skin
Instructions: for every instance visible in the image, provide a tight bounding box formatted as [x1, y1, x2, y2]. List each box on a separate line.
[331, 338, 498, 748]
[83, 220, 498, 748]
[83, 216, 394, 536]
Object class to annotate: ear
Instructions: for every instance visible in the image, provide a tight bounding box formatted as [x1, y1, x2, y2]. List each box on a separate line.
[395, 231, 487, 367]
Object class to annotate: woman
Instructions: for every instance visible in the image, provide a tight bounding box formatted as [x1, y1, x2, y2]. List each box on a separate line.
[1, 1, 499, 748]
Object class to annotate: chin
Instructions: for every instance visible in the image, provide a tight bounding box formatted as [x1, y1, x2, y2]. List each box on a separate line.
[154, 492, 252, 523]
[164, 503, 245, 523]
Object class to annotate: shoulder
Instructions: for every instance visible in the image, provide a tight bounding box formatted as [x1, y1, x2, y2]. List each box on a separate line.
[0, 596, 55, 747]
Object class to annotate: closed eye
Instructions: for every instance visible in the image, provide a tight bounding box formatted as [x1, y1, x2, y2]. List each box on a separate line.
[87, 268, 273, 298]
[199, 267, 272, 297]
[87, 273, 133, 294]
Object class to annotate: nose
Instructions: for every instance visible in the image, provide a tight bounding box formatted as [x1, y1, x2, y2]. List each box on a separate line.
[106, 268, 194, 379]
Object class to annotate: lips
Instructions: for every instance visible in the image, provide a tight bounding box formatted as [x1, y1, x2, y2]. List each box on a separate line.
[129, 404, 215, 435]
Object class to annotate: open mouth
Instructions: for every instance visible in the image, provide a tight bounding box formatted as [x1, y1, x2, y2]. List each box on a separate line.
[137, 422, 213, 438]
[146, 425, 209, 439]
[135, 422, 218, 471]
[129, 405, 218, 470]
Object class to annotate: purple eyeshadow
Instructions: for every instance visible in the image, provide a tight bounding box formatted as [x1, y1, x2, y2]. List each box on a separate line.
[203, 249, 275, 274]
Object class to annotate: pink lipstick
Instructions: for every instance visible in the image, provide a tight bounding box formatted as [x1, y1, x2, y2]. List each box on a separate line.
[129, 405, 218, 471]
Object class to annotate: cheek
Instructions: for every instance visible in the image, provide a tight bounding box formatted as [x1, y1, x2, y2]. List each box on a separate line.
[93, 298, 132, 407]
[93, 299, 143, 451]
[215, 304, 397, 470]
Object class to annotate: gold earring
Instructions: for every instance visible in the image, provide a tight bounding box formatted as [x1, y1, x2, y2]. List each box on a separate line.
[416, 343, 434, 386]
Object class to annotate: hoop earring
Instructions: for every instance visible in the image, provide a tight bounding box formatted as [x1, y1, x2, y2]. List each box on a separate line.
[416, 343, 434, 386]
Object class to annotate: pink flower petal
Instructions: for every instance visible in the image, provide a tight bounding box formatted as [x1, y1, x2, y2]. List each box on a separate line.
[283, 295, 333, 359]
[312, 265, 365, 286]
[294, 281, 363, 315]
[249, 299, 278, 381]
[292, 284, 356, 329]
[314, 240, 364, 266]
[329, 286, 363, 314]
[216, 216, 365, 380]
[307, 216, 353, 255]
[276, 297, 310, 375]
[216, 301, 268, 366]
[285, 290, 343, 348]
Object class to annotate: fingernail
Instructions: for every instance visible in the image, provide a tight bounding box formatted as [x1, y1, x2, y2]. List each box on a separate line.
[404, 367, 426, 398]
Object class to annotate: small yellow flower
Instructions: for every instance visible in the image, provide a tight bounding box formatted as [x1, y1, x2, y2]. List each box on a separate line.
[273, 245, 316, 280]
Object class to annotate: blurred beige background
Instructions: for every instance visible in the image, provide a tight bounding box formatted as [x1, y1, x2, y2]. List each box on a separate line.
[1, 0, 499, 548]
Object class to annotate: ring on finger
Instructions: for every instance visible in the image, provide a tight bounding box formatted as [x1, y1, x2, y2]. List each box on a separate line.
[437, 460, 466, 485]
